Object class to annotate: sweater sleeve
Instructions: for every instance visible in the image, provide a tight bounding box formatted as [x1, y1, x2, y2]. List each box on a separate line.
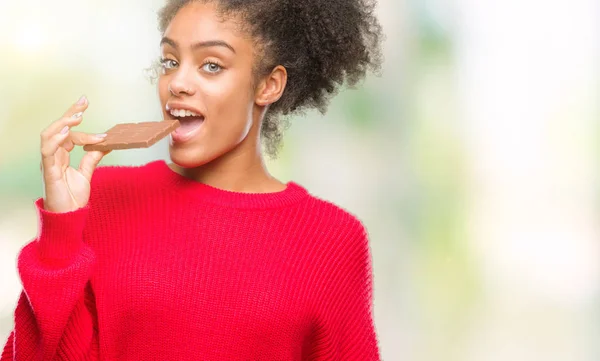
[1, 198, 99, 361]
[309, 222, 381, 361]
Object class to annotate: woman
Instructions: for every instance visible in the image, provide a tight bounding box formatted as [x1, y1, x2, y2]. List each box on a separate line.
[2, 0, 383, 359]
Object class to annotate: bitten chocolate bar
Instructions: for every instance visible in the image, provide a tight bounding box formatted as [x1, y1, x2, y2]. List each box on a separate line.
[83, 120, 180, 152]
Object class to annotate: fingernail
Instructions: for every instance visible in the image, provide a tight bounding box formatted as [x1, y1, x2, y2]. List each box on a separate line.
[76, 96, 87, 105]
[61, 126, 69, 134]
[71, 112, 83, 119]
[95, 133, 107, 138]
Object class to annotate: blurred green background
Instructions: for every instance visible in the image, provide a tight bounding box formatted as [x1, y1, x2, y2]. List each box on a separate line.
[1, 0, 599, 360]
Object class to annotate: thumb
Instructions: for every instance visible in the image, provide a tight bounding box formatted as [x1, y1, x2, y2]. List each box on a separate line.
[79, 150, 110, 182]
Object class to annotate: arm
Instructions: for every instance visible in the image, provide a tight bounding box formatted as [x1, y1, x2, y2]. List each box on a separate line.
[309, 222, 381, 361]
[1, 198, 99, 361]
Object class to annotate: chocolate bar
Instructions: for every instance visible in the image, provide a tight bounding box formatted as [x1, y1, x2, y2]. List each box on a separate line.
[83, 119, 180, 152]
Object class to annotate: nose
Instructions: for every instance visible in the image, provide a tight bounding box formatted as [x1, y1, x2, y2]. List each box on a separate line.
[168, 69, 196, 97]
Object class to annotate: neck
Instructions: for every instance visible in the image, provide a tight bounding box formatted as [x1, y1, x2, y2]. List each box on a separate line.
[171, 150, 281, 194]
[169, 120, 285, 193]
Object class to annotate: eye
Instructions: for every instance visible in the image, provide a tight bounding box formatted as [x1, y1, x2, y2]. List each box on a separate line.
[202, 62, 222, 74]
[160, 58, 178, 71]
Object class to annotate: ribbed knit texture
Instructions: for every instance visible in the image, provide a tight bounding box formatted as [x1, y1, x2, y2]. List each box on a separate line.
[1, 160, 380, 361]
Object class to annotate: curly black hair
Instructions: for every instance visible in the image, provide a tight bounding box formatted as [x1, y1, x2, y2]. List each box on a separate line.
[155, 0, 383, 158]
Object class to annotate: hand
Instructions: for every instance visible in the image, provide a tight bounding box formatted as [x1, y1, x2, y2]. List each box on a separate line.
[40, 96, 110, 213]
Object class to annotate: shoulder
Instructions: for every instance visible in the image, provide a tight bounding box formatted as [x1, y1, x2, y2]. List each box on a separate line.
[296, 184, 370, 247]
[295, 187, 375, 294]
[91, 159, 164, 185]
[90, 163, 137, 191]
[88, 160, 163, 202]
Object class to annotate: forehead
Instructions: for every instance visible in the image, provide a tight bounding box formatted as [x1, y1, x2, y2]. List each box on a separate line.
[163, 2, 247, 45]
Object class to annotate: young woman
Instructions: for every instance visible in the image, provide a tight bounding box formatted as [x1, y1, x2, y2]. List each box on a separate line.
[2, 0, 383, 359]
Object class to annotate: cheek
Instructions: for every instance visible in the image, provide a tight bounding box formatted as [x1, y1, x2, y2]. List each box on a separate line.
[205, 89, 254, 144]
[158, 77, 170, 104]
[202, 75, 240, 99]
[204, 76, 254, 123]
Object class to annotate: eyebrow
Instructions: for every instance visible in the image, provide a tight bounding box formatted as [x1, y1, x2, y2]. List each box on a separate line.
[160, 37, 236, 54]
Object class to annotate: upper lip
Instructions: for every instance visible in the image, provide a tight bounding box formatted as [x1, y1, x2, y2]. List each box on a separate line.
[165, 102, 204, 117]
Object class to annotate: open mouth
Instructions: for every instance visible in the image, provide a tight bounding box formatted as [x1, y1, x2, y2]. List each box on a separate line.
[168, 108, 205, 142]
[175, 115, 204, 133]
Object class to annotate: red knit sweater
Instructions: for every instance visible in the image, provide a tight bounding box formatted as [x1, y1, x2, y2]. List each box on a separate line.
[1, 160, 380, 360]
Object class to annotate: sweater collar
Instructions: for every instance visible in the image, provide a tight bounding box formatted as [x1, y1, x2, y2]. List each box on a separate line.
[146, 160, 309, 209]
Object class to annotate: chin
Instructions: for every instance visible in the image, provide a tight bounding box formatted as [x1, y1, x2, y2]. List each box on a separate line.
[167, 126, 251, 169]
[168, 143, 212, 169]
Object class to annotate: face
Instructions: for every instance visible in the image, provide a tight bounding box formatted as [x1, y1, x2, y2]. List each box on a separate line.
[158, 2, 259, 168]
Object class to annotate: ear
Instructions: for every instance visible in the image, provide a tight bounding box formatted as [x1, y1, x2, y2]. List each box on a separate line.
[255, 65, 287, 107]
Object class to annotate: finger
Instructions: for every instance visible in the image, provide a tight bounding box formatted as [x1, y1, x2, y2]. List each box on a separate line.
[41, 112, 86, 141]
[63, 138, 75, 152]
[69, 131, 107, 146]
[41, 129, 71, 169]
[61, 95, 89, 119]
[41, 96, 89, 140]
[79, 150, 110, 182]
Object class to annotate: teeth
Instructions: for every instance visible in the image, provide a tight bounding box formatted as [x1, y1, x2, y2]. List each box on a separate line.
[169, 109, 200, 117]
